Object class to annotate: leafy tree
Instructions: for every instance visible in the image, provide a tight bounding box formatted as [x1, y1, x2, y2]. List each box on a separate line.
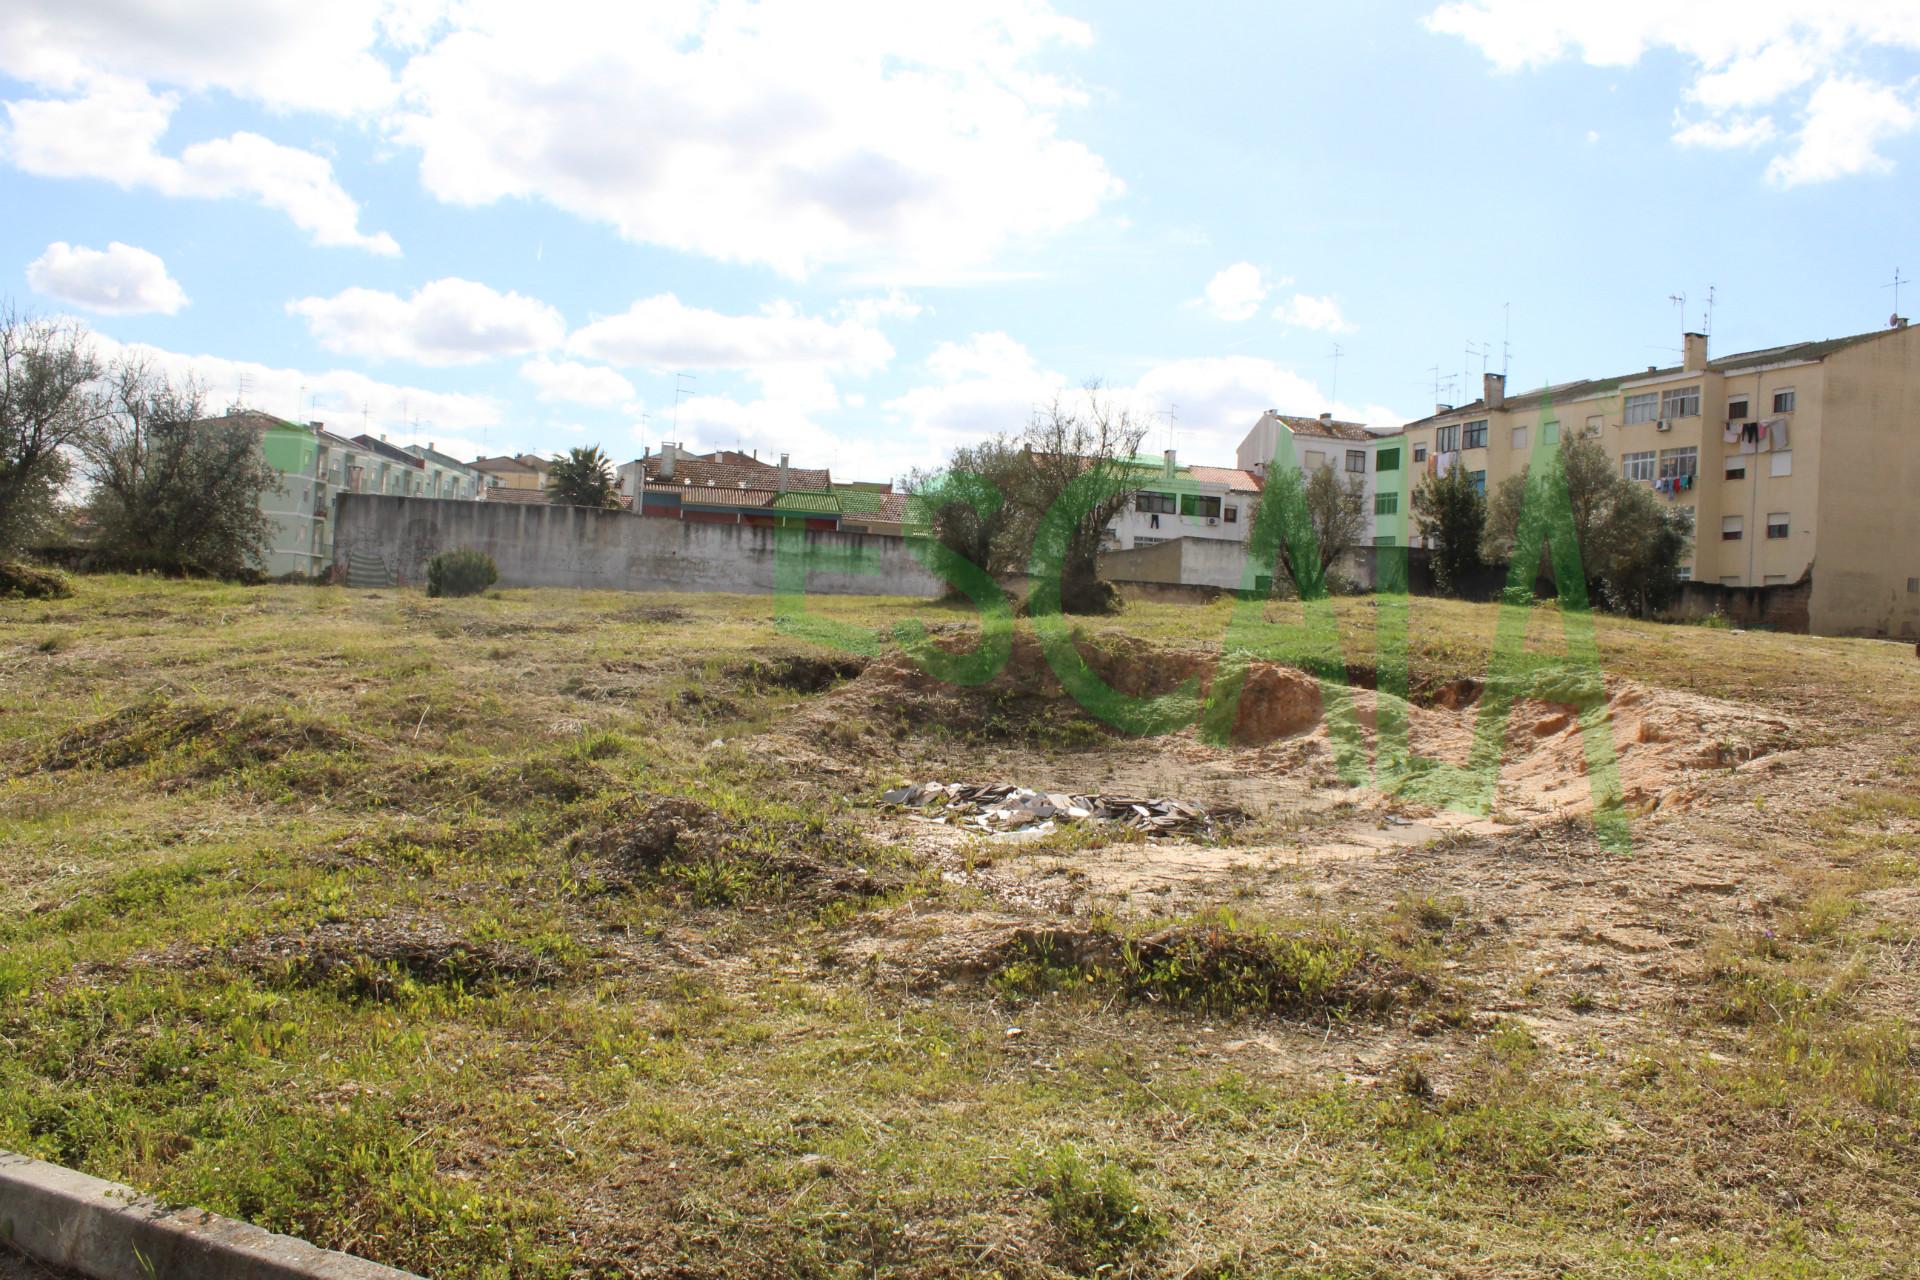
[1254, 462, 1367, 595]
[0, 309, 104, 556]
[998, 387, 1150, 615]
[1481, 432, 1691, 616]
[1410, 463, 1487, 596]
[546, 446, 620, 509]
[906, 435, 1023, 588]
[79, 363, 277, 577]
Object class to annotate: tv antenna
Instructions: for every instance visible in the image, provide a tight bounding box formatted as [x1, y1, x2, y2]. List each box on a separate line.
[1668, 292, 1687, 332]
[672, 373, 697, 436]
[1703, 284, 1717, 336]
[1328, 344, 1344, 405]
[1502, 302, 1512, 377]
[1162, 403, 1178, 454]
[1885, 267, 1911, 324]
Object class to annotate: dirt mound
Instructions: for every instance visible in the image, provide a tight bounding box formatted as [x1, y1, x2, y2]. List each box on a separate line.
[727, 654, 868, 694]
[31, 698, 354, 781]
[225, 917, 563, 1001]
[811, 630, 1321, 748]
[0, 559, 71, 600]
[571, 792, 897, 907]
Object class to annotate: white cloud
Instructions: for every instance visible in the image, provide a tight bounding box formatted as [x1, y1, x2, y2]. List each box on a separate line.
[884, 334, 1411, 469]
[1673, 114, 1778, 148]
[1199, 262, 1272, 322]
[1425, 2, 1920, 183]
[569, 295, 894, 379]
[83, 329, 504, 441]
[389, 0, 1120, 278]
[0, 0, 399, 117]
[26, 241, 188, 315]
[1, 77, 398, 254]
[1767, 76, 1919, 185]
[289, 278, 567, 365]
[837, 289, 926, 324]
[520, 356, 636, 407]
[1271, 293, 1352, 333]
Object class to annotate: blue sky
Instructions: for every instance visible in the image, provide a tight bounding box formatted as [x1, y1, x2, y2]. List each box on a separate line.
[4, 1, 1917, 483]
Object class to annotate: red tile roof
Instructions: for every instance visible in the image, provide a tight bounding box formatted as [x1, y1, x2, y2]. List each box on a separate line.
[1185, 465, 1263, 491]
[641, 454, 833, 492]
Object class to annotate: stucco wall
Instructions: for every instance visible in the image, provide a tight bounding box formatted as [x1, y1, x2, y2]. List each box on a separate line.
[1814, 325, 1920, 638]
[332, 495, 945, 598]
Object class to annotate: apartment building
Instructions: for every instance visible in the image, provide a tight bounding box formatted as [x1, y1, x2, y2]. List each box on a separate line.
[1237, 410, 1406, 549]
[1106, 450, 1262, 551]
[1392, 324, 1920, 637]
[470, 454, 551, 492]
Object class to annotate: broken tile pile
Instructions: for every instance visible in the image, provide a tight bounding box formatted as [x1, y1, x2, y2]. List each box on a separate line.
[880, 781, 1244, 838]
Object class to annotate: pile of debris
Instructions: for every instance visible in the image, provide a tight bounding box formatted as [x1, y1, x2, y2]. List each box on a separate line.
[880, 780, 1244, 839]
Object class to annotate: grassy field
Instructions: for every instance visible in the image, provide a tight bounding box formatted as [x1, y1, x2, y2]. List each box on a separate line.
[2, 576, 1917, 1279]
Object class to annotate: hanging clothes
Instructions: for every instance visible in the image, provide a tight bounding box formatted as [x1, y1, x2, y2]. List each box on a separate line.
[1723, 421, 1741, 445]
[1768, 418, 1790, 450]
[1742, 421, 1760, 444]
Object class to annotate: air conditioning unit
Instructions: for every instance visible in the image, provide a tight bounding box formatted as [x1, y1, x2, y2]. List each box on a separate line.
[1655, 419, 1672, 432]
[1206, 517, 1219, 526]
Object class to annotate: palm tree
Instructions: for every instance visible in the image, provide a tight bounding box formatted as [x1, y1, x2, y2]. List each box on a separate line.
[546, 446, 620, 509]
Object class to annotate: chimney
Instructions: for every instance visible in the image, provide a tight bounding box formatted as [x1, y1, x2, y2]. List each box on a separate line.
[1683, 331, 1708, 372]
[778, 452, 790, 493]
[1318, 412, 1333, 425]
[1163, 448, 1176, 479]
[659, 442, 676, 479]
[1436, 404, 1453, 415]
[1483, 372, 1506, 409]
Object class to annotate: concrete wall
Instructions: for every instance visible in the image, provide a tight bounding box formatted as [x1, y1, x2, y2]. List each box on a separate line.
[1671, 575, 1814, 631]
[332, 494, 945, 597]
[1101, 536, 1253, 591]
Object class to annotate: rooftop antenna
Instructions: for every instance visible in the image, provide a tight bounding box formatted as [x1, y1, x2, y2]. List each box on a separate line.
[672, 372, 696, 437]
[1885, 267, 1910, 325]
[1328, 343, 1344, 406]
[1428, 364, 1443, 406]
[1502, 302, 1512, 377]
[235, 371, 252, 404]
[1703, 283, 1717, 336]
[1464, 340, 1485, 400]
[1160, 403, 1178, 454]
[1668, 292, 1687, 333]
[297, 382, 307, 421]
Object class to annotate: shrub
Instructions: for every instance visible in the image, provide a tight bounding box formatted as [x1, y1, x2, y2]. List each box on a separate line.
[0, 558, 72, 599]
[426, 549, 498, 598]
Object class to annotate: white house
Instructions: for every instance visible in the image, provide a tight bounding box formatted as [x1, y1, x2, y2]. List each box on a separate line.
[1104, 450, 1262, 551]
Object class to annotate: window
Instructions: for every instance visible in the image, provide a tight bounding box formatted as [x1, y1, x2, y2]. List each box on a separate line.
[1766, 512, 1790, 539]
[1412, 444, 1428, 462]
[1132, 536, 1165, 548]
[1721, 516, 1744, 541]
[1346, 449, 1366, 473]
[1764, 574, 1788, 585]
[1658, 446, 1697, 480]
[1435, 425, 1459, 452]
[1769, 450, 1793, 477]
[1725, 461, 1746, 481]
[1375, 491, 1400, 515]
[1660, 386, 1701, 419]
[1773, 388, 1796, 413]
[1135, 491, 1176, 515]
[1224, 505, 1238, 524]
[1584, 414, 1604, 436]
[1373, 535, 1397, 547]
[1624, 392, 1659, 425]
[1511, 425, 1529, 451]
[1909, 577, 1919, 594]
[1303, 449, 1326, 469]
[1179, 493, 1223, 519]
[1469, 470, 1486, 495]
[1377, 447, 1401, 472]
[1462, 420, 1488, 449]
[1622, 450, 1656, 483]
[1726, 398, 1749, 420]
[1543, 421, 1560, 443]
[1676, 565, 1692, 582]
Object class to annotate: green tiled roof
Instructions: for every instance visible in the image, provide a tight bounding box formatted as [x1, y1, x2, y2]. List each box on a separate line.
[770, 491, 843, 513]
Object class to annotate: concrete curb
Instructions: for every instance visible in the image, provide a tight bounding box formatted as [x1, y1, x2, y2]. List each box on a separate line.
[0, 1154, 421, 1280]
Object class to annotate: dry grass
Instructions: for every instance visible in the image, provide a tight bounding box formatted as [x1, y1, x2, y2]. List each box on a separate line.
[0, 576, 1916, 1278]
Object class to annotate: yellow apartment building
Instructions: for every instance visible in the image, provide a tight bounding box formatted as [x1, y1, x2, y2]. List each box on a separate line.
[1392, 324, 1920, 638]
